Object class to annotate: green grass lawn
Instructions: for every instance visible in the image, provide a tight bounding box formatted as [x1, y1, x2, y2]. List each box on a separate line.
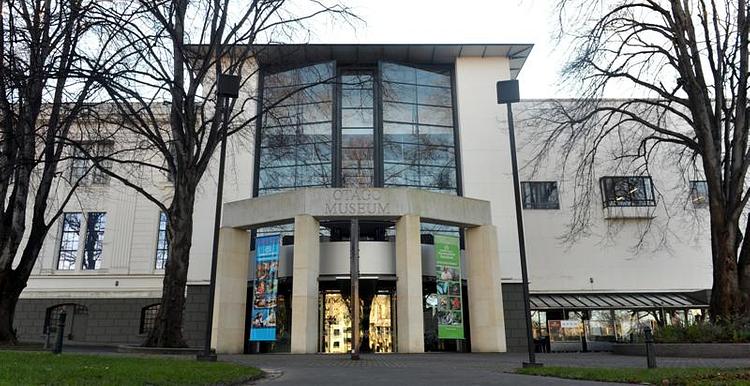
[517, 366, 750, 386]
[0, 350, 262, 385]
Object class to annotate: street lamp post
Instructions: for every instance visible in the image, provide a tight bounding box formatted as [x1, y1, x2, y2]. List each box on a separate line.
[496, 79, 542, 368]
[197, 73, 240, 362]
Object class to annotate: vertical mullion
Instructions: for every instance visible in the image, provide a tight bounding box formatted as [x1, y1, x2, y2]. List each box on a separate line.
[374, 64, 383, 187]
[333, 65, 342, 187]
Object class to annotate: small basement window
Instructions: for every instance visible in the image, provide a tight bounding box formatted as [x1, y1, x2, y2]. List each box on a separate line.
[140, 304, 160, 334]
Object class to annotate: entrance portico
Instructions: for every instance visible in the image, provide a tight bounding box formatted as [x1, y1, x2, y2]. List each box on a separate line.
[210, 188, 507, 354]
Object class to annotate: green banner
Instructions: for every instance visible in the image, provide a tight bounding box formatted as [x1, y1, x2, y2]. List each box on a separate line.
[434, 234, 464, 339]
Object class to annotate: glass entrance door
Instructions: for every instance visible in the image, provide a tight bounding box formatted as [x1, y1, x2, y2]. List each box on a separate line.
[320, 281, 395, 353]
[322, 292, 352, 353]
[367, 293, 394, 352]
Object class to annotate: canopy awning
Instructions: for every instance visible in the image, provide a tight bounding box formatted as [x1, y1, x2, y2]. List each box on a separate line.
[529, 292, 708, 311]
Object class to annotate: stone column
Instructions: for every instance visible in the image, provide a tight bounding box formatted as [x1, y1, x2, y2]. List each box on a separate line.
[465, 224, 507, 352]
[290, 214, 320, 353]
[395, 214, 424, 353]
[211, 227, 250, 354]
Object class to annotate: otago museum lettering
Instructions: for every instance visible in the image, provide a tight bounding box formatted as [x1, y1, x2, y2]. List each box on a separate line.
[324, 189, 390, 215]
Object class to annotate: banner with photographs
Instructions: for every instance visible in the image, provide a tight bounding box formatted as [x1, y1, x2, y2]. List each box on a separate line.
[434, 234, 464, 339]
[249, 234, 280, 341]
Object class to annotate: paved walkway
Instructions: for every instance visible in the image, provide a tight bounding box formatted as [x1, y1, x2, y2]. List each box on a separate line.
[222, 352, 749, 385]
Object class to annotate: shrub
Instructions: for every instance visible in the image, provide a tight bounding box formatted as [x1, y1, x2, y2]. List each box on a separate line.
[654, 322, 750, 343]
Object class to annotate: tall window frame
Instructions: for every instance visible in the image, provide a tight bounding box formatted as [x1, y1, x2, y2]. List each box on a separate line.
[155, 211, 169, 270]
[82, 212, 106, 270]
[57, 212, 82, 270]
[57, 211, 107, 271]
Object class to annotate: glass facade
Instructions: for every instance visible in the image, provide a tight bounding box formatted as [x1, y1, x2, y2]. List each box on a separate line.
[258, 62, 335, 195]
[257, 61, 459, 195]
[381, 63, 457, 193]
[340, 72, 375, 187]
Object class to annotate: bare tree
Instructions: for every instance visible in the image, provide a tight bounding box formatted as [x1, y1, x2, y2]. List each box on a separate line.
[531, 0, 749, 321]
[0, 0, 112, 344]
[92, 0, 355, 347]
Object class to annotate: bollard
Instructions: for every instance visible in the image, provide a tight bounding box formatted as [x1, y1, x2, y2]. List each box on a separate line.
[643, 326, 657, 368]
[52, 311, 67, 355]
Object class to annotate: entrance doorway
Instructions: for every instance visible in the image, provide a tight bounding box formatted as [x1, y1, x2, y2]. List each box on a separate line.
[319, 279, 396, 353]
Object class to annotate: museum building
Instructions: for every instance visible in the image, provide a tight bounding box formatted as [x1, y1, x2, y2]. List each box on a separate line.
[14, 44, 712, 354]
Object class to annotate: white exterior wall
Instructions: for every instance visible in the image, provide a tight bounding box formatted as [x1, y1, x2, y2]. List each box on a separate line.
[514, 100, 712, 293]
[455, 56, 523, 283]
[455, 58, 712, 293]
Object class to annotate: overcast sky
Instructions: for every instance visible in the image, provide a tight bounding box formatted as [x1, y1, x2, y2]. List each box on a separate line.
[313, 0, 567, 99]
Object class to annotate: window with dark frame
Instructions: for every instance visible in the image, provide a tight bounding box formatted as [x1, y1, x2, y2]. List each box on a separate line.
[690, 180, 709, 207]
[69, 142, 113, 185]
[57, 213, 82, 270]
[70, 148, 88, 183]
[600, 176, 656, 207]
[91, 142, 113, 185]
[139, 304, 160, 334]
[155, 212, 169, 270]
[82, 212, 106, 270]
[521, 181, 560, 209]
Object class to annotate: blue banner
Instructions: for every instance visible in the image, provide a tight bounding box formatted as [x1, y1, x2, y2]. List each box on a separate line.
[249, 234, 280, 341]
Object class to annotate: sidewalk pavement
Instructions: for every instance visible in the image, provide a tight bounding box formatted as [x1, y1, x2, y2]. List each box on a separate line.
[221, 351, 750, 385]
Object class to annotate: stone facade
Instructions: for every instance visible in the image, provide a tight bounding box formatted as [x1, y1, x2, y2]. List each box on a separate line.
[501, 283, 527, 352]
[14, 285, 209, 347]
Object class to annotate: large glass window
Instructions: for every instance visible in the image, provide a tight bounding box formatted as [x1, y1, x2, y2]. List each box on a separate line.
[381, 62, 457, 193]
[600, 176, 656, 207]
[82, 212, 106, 270]
[257, 61, 459, 194]
[57, 213, 82, 270]
[340, 73, 375, 187]
[258, 62, 335, 195]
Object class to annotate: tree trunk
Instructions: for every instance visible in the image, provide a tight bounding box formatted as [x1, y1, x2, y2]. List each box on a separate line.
[738, 241, 750, 316]
[0, 270, 25, 345]
[709, 225, 742, 322]
[143, 185, 196, 348]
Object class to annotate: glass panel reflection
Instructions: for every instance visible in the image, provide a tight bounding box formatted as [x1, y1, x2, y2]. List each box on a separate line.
[258, 62, 335, 195]
[368, 294, 393, 353]
[381, 62, 458, 193]
[321, 292, 394, 353]
[340, 72, 375, 187]
[323, 293, 352, 354]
